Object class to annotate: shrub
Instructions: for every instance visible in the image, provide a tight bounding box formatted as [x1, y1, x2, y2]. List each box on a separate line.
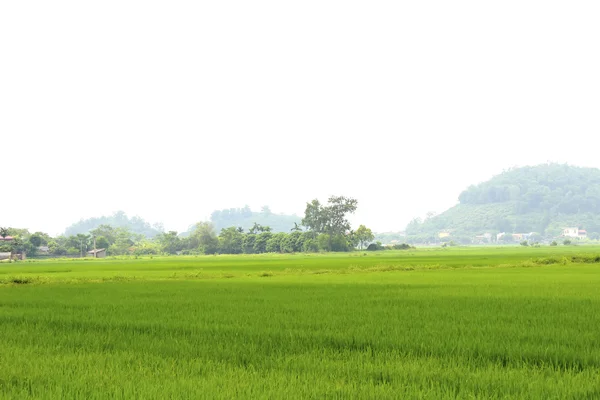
[391, 243, 414, 250]
[520, 241, 529, 246]
[366, 243, 384, 251]
[550, 241, 558, 246]
[563, 239, 572, 246]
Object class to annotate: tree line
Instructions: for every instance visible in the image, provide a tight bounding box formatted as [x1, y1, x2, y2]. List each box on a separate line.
[1, 196, 380, 258]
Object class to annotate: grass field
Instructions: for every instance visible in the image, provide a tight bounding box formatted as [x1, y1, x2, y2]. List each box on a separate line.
[1, 247, 600, 398]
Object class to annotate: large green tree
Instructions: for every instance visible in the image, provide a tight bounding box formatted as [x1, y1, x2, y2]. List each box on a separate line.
[218, 227, 243, 254]
[302, 196, 358, 246]
[354, 225, 374, 249]
[190, 222, 219, 254]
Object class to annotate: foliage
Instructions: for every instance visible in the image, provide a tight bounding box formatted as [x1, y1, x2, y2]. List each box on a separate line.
[355, 225, 375, 249]
[302, 196, 358, 238]
[406, 164, 600, 239]
[366, 242, 384, 251]
[189, 222, 219, 255]
[208, 206, 301, 234]
[64, 211, 163, 238]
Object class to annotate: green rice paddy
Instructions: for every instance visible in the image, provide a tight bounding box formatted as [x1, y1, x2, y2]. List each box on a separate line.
[1, 247, 599, 398]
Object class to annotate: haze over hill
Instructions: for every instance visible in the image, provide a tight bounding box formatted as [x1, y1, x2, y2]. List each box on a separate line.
[63, 207, 302, 238]
[64, 211, 164, 238]
[406, 164, 600, 242]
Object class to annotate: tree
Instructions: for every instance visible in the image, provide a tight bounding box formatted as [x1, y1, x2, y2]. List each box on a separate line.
[302, 196, 358, 249]
[354, 225, 374, 250]
[261, 205, 272, 216]
[291, 222, 302, 232]
[29, 234, 43, 248]
[253, 232, 272, 254]
[95, 236, 110, 250]
[249, 223, 262, 234]
[0, 227, 8, 240]
[266, 233, 286, 253]
[243, 233, 257, 254]
[107, 228, 136, 255]
[157, 231, 182, 254]
[75, 233, 91, 257]
[10, 236, 24, 262]
[218, 227, 243, 254]
[190, 222, 219, 254]
[302, 200, 326, 233]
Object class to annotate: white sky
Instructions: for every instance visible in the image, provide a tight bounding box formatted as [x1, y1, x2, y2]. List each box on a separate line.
[1, 1, 599, 236]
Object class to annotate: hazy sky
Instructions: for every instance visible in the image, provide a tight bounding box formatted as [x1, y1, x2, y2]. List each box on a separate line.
[1, 1, 599, 235]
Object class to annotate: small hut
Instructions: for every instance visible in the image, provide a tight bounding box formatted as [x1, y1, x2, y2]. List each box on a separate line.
[88, 248, 107, 258]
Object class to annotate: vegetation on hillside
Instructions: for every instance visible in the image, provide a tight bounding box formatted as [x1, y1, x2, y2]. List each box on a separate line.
[64, 211, 163, 238]
[406, 164, 600, 242]
[208, 206, 301, 233]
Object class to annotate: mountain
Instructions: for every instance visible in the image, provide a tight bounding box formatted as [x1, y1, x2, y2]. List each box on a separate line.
[406, 164, 600, 242]
[64, 211, 164, 238]
[208, 206, 302, 233]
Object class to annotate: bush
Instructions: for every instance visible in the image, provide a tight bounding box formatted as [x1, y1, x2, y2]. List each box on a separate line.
[366, 243, 384, 251]
[563, 239, 572, 246]
[391, 243, 413, 250]
[520, 241, 529, 246]
[550, 241, 558, 246]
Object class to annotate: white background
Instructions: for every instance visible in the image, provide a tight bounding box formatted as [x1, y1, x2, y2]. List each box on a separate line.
[1, 1, 598, 235]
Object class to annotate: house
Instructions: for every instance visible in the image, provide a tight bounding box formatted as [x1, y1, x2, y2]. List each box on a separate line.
[512, 233, 525, 241]
[438, 231, 451, 239]
[496, 232, 506, 241]
[563, 227, 587, 239]
[0, 252, 25, 261]
[474, 233, 492, 243]
[37, 246, 50, 255]
[88, 248, 107, 258]
[563, 227, 579, 238]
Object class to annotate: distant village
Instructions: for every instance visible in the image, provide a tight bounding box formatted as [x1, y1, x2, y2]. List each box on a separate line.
[379, 227, 591, 247]
[0, 235, 106, 261]
[439, 227, 588, 245]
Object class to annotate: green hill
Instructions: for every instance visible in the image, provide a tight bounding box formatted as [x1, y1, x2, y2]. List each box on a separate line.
[64, 211, 163, 238]
[406, 164, 600, 242]
[208, 206, 301, 233]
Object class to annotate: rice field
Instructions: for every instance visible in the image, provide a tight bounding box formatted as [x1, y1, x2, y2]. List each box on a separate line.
[1, 247, 600, 399]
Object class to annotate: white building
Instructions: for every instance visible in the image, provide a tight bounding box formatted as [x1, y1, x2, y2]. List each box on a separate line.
[563, 227, 587, 239]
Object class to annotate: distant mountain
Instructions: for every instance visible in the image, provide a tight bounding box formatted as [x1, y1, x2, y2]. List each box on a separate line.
[406, 164, 600, 242]
[208, 206, 301, 233]
[64, 211, 164, 238]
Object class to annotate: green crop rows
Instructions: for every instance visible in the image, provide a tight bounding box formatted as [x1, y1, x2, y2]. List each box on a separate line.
[1, 247, 600, 398]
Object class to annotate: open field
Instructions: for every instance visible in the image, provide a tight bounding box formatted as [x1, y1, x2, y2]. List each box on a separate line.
[1, 247, 600, 398]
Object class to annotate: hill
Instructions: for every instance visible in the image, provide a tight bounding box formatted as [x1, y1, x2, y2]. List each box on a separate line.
[406, 164, 600, 242]
[208, 206, 301, 233]
[64, 211, 163, 238]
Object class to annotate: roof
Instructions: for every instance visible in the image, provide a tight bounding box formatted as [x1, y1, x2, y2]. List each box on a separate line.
[0, 236, 14, 241]
[87, 248, 106, 254]
[579, 230, 587, 233]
